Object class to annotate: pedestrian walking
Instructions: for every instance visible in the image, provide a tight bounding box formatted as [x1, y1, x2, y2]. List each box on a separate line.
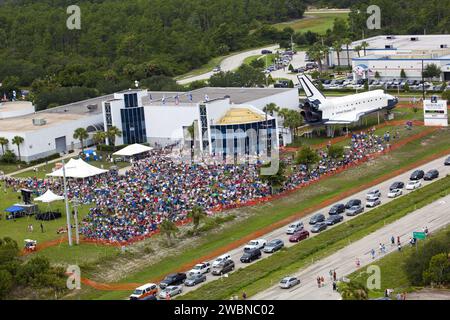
[398, 244, 402, 251]
[317, 276, 321, 288]
[329, 270, 333, 280]
[242, 292, 247, 300]
[397, 236, 401, 245]
[370, 248, 376, 259]
[40, 223, 44, 233]
[332, 281, 337, 291]
[355, 258, 361, 268]
[391, 236, 395, 246]
[320, 276, 325, 287]
[379, 243, 383, 254]
[424, 226, 429, 235]
[333, 270, 337, 282]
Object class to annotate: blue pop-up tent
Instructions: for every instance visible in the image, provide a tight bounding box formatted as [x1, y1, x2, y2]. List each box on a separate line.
[5, 206, 25, 220]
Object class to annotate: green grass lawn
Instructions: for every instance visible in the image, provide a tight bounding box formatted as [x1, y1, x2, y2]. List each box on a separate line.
[181, 176, 450, 299]
[273, 12, 349, 34]
[347, 224, 450, 299]
[76, 127, 450, 300]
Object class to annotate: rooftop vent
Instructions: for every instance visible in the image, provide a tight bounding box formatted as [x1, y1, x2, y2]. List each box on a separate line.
[440, 44, 448, 48]
[385, 44, 394, 49]
[410, 37, 419, 41]
[32, 118, 47, 126]
[87, 104, 98, 112]
[386, 36, 395, 40]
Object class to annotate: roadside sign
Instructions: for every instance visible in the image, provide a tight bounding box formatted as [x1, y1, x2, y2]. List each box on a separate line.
[413, 232, 426, 240]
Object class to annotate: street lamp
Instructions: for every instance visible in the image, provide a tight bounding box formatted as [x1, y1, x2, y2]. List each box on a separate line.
[62, 159, 73, 246]
[71, 197, 81, 245]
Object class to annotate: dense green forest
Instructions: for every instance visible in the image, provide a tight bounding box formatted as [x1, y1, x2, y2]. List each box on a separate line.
[0, 0, 448, 110]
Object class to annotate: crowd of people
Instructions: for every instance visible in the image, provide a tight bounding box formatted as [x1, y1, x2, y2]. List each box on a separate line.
[1, 129, 391, 243]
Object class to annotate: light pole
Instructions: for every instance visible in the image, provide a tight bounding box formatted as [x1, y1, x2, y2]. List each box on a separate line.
[71, 198, 81, 245]
[62, 159, 73, 246]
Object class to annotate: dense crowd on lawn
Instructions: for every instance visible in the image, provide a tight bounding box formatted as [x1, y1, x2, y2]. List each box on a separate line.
[1, 129, 390, 242]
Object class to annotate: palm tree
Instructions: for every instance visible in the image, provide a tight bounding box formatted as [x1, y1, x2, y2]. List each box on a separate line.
[354, 45, 363, 58]
[187, 206, 207, 232]
[73, 128, 89, 152]
[360, 41, 369, 56]
[106, 126, 122, 147]
[340, 281, 369, 300]
[187, 122, 195, 163]
[93, 131, 107, 152]
[306, 43, 327, 73]
[263, 103, 279, 116]
[332, 40, 343, 69]
[343, 38, 352, 67]
[0, 137, 9, 155]
[11, 136, 24, 161]
[159, 220, 178, 245]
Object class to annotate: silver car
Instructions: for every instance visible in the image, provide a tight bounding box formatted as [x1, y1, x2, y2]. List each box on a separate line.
[263, 239, 284, 253]
[158, 285, 182, 299]
[346, 205, 364, 216]
[279, 276, 300, 289]
[366, 197, 381, 208]
[184, 274, 206, 287]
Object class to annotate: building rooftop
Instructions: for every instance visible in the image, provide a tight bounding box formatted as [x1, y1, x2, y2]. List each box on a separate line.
[216, 108, 266, 125]
[349, 34, 450, 51]
[0, 94, 111, 132]
[141, 87, 295, 106]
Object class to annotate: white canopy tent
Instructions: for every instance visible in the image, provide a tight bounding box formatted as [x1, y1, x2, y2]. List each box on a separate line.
[34, 189, 64, 203]
[47, 158, 108, 179]
[113, 144, 153, 157]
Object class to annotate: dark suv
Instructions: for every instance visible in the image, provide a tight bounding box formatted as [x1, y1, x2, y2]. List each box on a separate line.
[212, 259, 235, 276]
[329, 204, 345, 215]
[389, 181, 404, 190]
[345, 199, 361, 209]
[423, 169, 439, 181]
[309, 213, 325, 225]
[240, 248, 261, 263]
[159, 272, 187, 289]
[410, 170, 424, 180]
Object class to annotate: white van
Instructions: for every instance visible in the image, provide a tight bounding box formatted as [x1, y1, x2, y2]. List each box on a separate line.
[212, 253, 231, 267]
[286, 221, 304, 235]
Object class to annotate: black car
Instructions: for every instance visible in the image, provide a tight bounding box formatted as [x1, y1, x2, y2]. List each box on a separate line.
[240, 248, 261, 263]
[410, 170, 424, 180]
[261, 49, 272, 54]
[445, 157, 450, 166]
[329, 204, 345, 215]
[309, 213, 325, 225]
[159, 272, 187, 289]
[326, 214, 344, 226]
[423, 169, 439, 181]
[345, 199, 361, 209]
[389, 181, 404, 190]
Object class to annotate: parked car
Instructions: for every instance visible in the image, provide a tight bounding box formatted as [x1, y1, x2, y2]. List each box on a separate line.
[329, 203, 345, 215]
[184, 273, 207, 287]
[261, 49, 272, 54]
[159, 273, 187, 289]
[345, 199, 362, 209]
[423, 169, 439, 181]
[212, 254, 231, 267]
[212, 259, 235, 276]
[129, 283, 158, 300]
[346, 205, 364, 216]
[406, 180, 422, 190]
[212, 66, 221, 73]
[286, 221, 304, 234]
[289, 229, 310, 242]
[187, 262, 211, 276]
[244, 239, 267, 251]
[410, 170, 424, 180]
[389, 181, 404, 190]
[366, 189, 381, 200]
[387, 188, 403, 198]
[366, 197, 381, 208]
[158, 285, 182, 299]
[279, 276, 300, 289]
[326, 214, 344, 226]
[263, 239, 284, 253]
[445, 156, 450, 165]
[309, 213, 325, 225]
[311, 222, 327, 233]
[240, 248, 262, 263]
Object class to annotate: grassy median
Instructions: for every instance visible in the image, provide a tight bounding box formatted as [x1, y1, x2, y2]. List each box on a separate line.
[180, 175, 450, 299]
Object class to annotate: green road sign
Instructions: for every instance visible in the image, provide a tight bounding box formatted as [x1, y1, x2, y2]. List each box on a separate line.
[413, 232, 426, 240]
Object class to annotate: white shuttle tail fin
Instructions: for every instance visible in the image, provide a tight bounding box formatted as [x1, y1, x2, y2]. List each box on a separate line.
[297, 74, 326, 103]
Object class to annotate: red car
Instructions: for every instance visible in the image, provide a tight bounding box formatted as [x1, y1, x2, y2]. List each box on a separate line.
[289, 230, 310, 243]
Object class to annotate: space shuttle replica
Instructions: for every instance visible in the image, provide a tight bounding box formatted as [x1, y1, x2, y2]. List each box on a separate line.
[298, 74, 398, 125]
